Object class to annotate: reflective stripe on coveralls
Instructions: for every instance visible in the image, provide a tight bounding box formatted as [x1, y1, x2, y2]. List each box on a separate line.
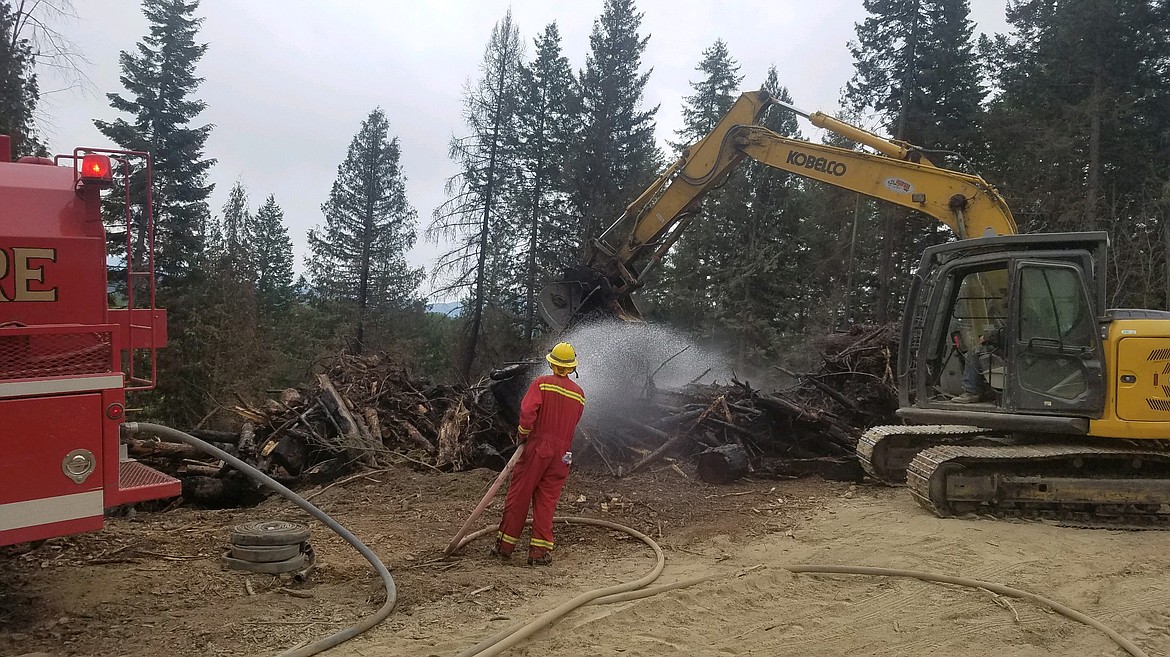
[538, 383, 585, 405]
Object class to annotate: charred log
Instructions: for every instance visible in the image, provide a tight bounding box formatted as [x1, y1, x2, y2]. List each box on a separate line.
[697, 444, 750, 484]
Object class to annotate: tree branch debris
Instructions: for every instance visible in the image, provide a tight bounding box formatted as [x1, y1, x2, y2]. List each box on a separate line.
[128, 325, 897, 506]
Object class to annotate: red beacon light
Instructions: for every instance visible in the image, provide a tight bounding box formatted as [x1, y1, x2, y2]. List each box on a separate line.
[79, 153, 114, 188]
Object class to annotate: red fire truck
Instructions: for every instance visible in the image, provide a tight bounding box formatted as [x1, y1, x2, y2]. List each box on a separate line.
[0, 134, 180, 546]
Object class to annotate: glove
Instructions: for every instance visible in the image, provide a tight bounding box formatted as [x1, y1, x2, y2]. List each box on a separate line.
[982, 325, 1004, 347]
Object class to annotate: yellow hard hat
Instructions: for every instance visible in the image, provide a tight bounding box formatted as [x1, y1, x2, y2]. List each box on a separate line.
[546, 342, 578, 369]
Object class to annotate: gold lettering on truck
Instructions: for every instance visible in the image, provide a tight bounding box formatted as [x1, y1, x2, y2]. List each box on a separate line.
[0, 249, 8, 301]
[2, 247, 58, 302]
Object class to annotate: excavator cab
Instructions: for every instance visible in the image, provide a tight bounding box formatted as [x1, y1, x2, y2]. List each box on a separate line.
[899, 232, 1108, 430]
[861, 231, 1170, 523]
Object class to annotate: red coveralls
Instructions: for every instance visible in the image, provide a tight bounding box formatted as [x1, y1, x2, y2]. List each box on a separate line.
[496, 373, 585, 559]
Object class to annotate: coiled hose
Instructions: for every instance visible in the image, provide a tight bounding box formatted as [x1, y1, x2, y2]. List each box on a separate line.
[452, 517, 1150, 657]
[124, 423, 396, 657]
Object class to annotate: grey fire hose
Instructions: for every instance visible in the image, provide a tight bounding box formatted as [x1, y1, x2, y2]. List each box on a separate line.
[449, 519, 1149, 657]
[124, 422, 396, 657]
[452, 517, 666, 657]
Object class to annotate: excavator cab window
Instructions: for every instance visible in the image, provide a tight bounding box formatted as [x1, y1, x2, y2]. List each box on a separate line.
[927, 263, 1009, 403]
[1018, 266, 1093, 348]
[1010, 261, 1103, 412]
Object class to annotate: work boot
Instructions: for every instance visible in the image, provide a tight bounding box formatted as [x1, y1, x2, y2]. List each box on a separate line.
[527, 549, 552, 566]
[950, 391, 987, 404]
[489, 541, 512, 561]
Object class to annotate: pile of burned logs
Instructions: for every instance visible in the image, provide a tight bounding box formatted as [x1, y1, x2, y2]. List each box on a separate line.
[126, 325, 898, 505]
[127, 354, 515, 506]
[574, 324, 900, 483]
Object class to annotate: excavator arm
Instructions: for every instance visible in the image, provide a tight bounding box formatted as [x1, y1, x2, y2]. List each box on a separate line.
[734, 128, 1017, 239]
[538, 89, 1018, 331]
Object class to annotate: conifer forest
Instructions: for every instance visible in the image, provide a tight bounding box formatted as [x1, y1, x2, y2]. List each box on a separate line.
[2, 0, 1168, 427]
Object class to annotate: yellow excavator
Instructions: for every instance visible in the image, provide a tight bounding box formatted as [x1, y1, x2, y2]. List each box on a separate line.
[540, 89, 1170, 527]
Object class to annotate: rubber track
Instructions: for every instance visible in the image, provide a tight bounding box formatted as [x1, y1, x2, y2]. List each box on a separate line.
[907, 443, 1170, 528]
[857, 425, 988, 484]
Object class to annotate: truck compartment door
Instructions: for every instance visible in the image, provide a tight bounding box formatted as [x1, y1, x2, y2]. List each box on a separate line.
[0, 393, 105, 545]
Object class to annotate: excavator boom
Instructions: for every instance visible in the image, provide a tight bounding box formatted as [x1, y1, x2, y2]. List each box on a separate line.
[538, 89, 1017, 331]
[734, 127, 1017, 239]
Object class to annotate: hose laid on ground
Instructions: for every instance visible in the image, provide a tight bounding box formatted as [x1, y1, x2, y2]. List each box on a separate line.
[452, 517, 665, 657]
[444, 445, 525, 556]
[451, 517, 1149, 657]
[125, 423, 396, 657]
[118, 425, 1150, 657]
[590, 574, 715, 605]
[784, 565, 1149, 657]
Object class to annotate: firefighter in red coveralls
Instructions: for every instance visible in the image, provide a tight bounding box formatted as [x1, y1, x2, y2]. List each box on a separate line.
[492, 342, 585, 565]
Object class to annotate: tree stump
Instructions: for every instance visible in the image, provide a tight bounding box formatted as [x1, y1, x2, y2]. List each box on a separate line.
[181, 474, 266, 508]
[270, 433, 308, 476]
[697, 444, 749, 484]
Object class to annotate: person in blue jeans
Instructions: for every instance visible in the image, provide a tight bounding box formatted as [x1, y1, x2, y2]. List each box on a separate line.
[952, 330, 998, 404]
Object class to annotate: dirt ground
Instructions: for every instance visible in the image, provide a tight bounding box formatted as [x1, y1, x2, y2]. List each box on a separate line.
[2, 464, 1168, 657]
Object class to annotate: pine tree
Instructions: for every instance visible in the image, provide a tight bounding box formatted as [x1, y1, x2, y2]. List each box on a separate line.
[206, 187, 293, 314]
[307, 108, 422, 353]
[179, 244, 268, 423]
[0, 1, 42, 156]
[732, 68, 812, 344]
[571, 0, 660, 252]
[189, 183, 303, 413]
[428, 10, 523, 379]
[250, 193, 318, 388]
[87, 0, 215, 424]
[652, 40, 744, 336]
[511, 22, 580, 345]
[252, 194, 295, 314]
[847, 0, 985, 154]
[797, 117, 881, 332]
[673, 40, 742, 147]
[216, 181, 251, 273]
[984, 0, 1170, 307]
[95, 0, 215, 281]
[844, 0, 986, 323]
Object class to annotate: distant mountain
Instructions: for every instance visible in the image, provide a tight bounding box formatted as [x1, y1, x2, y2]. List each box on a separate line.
[427, 301, 462, 317]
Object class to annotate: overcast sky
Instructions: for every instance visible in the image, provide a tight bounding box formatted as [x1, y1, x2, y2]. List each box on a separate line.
[35, 1, 1010, 301]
